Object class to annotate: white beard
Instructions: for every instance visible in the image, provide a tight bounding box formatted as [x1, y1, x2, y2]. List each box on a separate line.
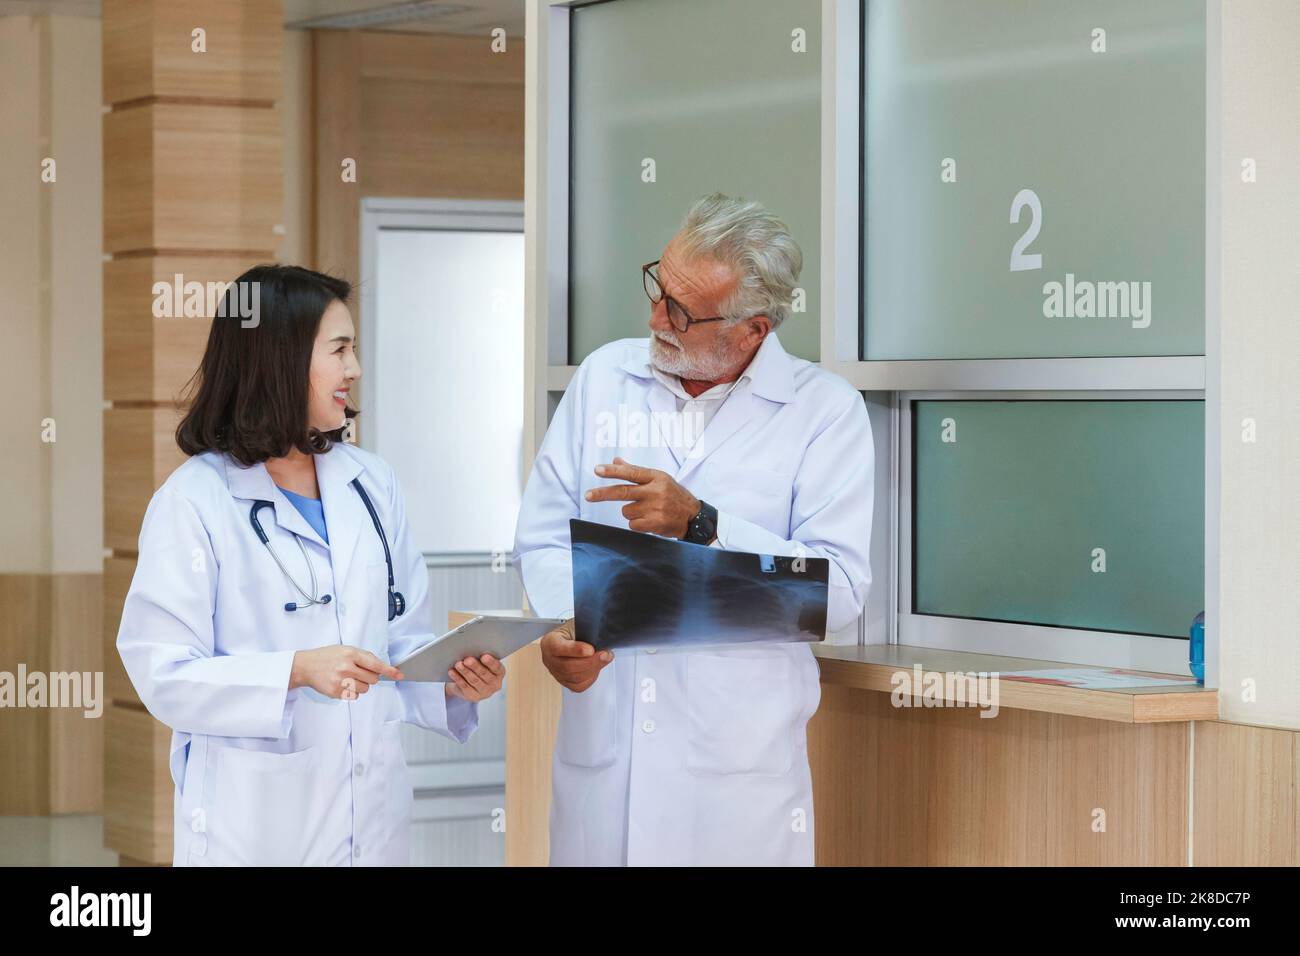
[649, 331, 736, 381]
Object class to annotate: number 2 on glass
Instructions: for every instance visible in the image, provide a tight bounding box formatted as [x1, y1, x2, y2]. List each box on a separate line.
[1009, 188, 1043, 272]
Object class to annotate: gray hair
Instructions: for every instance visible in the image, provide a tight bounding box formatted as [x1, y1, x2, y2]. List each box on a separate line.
[675, 193, 803, 329]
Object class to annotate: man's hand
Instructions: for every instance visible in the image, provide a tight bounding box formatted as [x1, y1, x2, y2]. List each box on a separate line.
[584, 457, 700, 538]
[540, 619, 613, 693]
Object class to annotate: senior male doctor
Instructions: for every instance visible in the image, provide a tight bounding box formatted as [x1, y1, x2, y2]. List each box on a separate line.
[513, 193, 873, 866]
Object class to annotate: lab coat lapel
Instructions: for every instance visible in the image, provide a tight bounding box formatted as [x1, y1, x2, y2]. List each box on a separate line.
[647, 381, 681, 469]
[675, 333, 796, 485]
[674, 385, 751, 484]
[619, 348, 683, 470]
[315, 445, 366, 596]
[223, 458, 328, 549]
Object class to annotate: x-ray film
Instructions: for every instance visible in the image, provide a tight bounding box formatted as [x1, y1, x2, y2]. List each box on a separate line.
[571, 518, 829, 651]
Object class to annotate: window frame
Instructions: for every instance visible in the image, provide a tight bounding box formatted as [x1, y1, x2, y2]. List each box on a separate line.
[359, 196, 525, 565]
[898, 389, 1205, 674]
[526, 0, 1222, 681]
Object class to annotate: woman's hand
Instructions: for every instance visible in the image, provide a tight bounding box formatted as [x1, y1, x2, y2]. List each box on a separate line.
[291, 645, 402, 700]
[445, 654, 505, 702]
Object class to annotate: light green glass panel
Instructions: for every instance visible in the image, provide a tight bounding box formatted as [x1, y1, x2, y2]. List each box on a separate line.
[913, 401, 1204, 638]
[864, 0, 1206, 359]
[568, 0, 822, 365]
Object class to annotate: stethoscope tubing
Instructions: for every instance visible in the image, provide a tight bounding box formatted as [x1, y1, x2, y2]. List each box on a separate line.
[247, 479, 403, 618]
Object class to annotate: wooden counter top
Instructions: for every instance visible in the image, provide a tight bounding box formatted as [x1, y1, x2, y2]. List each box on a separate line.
[812, 643, 1219, 723]
[449, 611, 1218, 724]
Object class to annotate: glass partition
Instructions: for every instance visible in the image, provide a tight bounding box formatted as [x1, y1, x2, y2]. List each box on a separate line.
[374, 228, 525, 555]
[569, 0, 823, 364]
[862, 0, 1206, 360]
[912, 399, 1205, 639]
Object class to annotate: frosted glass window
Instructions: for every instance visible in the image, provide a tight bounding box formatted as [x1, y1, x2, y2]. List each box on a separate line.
[912, 400, 1204, 638]
[863, 0, 1205, 359]
[374, 229, 524, 555]
[568, 0, 822, 365]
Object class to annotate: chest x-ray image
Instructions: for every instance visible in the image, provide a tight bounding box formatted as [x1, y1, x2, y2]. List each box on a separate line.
[571, 519, 829, 651]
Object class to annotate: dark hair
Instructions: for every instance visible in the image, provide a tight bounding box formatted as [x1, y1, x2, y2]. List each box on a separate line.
[175, 264, 358, 466]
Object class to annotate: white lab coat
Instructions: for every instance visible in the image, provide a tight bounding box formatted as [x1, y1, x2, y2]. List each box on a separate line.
[513, 333, 873, 866]
[117, 442, 478, 866]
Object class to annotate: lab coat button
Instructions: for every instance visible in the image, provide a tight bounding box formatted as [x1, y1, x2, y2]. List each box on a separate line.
[645, 647, 657, 655]
[642, 719, 656, 734]
[353, 844, 362, 859]
[338, 601, 347, 615]
[354, 762, 365, 777]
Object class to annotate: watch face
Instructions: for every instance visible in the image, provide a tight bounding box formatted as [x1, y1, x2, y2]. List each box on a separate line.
[685, 501, 717, 543]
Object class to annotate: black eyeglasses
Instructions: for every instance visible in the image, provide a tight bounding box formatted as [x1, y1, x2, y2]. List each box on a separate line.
[641, 260, 729, 334]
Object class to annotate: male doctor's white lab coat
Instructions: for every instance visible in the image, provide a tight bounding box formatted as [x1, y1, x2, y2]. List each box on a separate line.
[513, 334, 873, 866]
[117, 442, 477, 866]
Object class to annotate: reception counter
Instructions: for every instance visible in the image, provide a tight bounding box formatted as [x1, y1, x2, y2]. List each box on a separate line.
[452, 611, 1295, 867]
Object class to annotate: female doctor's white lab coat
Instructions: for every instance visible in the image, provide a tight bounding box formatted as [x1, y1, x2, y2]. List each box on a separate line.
[117, 442, 477, 866]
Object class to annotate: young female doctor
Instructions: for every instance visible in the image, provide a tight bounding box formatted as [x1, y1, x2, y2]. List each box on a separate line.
[117, 264, 505, 866]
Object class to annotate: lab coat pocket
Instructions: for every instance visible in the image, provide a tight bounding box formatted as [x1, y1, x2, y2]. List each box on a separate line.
[555, 676, 617, 769]
[211, 745, 320, 866]
[704, 463, 791, 532]
[685, 651, 796, 776]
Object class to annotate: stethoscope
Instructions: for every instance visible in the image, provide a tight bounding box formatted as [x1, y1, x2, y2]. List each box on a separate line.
[248, 478, 406, 621]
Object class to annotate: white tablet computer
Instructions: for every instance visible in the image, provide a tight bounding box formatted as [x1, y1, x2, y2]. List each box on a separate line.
[390, 615, 567, 683]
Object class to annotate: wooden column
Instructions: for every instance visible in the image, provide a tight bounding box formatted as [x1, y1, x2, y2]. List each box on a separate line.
[101, 0, 282, 864]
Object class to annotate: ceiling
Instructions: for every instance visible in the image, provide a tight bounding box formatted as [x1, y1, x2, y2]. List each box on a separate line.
[0, 0, 527, 36]
[282, 0, 524, 34]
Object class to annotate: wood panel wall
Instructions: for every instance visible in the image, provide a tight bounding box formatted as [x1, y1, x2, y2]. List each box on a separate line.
[101, 10, 523, 864]
[808, 686, 1191, 866]
[502, 673, 1300, 866]
[503, 643, 560, 867]
[101, 0, 283, 864]
[312, 29, 524, 306]
[806, 688, 1300, 866]
[0, 574, 102, 815]
[1192, 719, 1299, 866]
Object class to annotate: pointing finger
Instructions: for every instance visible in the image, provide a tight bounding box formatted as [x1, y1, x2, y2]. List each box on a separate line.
[585, 483, 646, 503]
[356, 649, 401, 680]
[595, 460, 656, 483]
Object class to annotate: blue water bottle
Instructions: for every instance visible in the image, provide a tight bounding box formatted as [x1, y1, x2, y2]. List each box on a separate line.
[1189, 611, 1205, 684]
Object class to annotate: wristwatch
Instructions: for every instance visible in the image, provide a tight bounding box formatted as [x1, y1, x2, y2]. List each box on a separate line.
[683, 500, 718, 545]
